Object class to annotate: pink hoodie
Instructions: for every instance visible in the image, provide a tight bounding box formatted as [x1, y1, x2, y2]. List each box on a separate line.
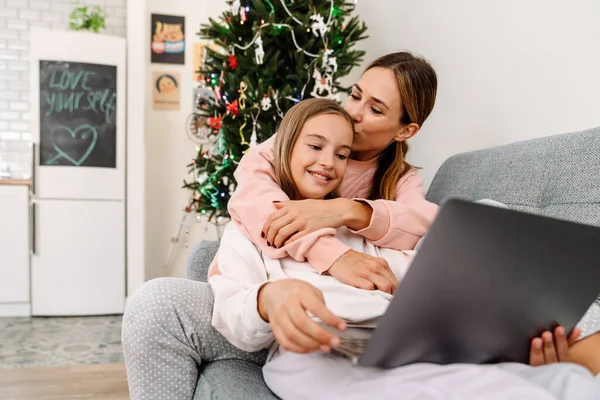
[207, 135, 438, 277]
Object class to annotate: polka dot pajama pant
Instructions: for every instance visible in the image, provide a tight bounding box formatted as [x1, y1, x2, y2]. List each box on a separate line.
[121, 277, 267, 400]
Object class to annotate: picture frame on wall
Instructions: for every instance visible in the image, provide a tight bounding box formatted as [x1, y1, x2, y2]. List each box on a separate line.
[153, 71, 181, 110]
[151, 14, 185, 64]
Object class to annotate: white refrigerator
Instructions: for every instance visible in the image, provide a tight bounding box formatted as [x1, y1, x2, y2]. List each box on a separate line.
[29, 29, 126, 316]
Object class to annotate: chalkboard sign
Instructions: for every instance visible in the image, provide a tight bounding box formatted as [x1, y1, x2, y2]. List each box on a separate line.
[39, 60, 117, 168]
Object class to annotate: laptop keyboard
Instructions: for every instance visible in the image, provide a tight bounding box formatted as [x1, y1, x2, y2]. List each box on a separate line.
[332, 337, 370, 363]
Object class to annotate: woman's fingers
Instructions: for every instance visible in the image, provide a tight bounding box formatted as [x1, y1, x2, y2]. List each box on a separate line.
[542, 331, 558, 363]
[261, 208, 287, 241]
[529, 337, 545, 366]
[272, 221, 303, 248]
[265, 213, 294, 247]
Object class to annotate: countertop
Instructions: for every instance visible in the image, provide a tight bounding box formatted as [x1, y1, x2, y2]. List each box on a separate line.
[0, 179, 31, 186]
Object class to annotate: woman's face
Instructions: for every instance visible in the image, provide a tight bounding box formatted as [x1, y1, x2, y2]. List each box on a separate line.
[344, 67, 406, 161]
[290, 114, 353, 200]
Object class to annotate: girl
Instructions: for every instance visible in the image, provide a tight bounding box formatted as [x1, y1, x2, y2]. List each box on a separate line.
[210, 98, 600, 399]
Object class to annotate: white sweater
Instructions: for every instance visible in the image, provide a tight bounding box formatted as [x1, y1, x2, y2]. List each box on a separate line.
[209, 222, 415, 353]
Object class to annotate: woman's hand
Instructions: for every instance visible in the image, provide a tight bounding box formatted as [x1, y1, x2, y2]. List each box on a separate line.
[529, 326, 581, 366]
[327, 250, 398, 294]
[258, 279, 347, 354]
[262, 198, 373, 248]
[262, 199, 347, 248]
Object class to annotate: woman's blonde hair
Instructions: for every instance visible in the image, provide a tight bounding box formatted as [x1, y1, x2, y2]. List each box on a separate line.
[274, 98, 353, 200]
[366, 52, 438, 201]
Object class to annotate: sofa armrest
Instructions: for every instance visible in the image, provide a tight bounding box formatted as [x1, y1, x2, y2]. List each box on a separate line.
[187, 240, 220, 283]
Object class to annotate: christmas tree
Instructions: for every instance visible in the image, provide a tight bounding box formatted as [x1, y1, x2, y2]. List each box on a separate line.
[183, 0, 367, 222]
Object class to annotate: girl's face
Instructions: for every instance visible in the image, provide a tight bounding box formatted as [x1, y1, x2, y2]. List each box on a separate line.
[290, 114, 353, 200]
[344, 67, 407, 161]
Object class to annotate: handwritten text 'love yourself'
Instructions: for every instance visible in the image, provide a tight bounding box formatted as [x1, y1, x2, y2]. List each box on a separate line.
[43, 70, 116, 124]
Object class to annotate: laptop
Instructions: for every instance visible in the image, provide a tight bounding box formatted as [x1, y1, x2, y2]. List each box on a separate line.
[322, 198, 600, 368]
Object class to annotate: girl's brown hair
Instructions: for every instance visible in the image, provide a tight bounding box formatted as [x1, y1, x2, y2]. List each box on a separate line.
[367, 52, 438, 201]
[274, 98, 353, 200]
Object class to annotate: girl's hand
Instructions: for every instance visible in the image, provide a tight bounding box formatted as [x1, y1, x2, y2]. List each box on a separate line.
[262, 199, 347, 248]
[529, 326, 581, 366]
[257, 279, 347, 354]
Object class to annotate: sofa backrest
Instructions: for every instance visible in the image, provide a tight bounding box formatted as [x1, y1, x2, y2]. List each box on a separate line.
[426, 126, 600, 228]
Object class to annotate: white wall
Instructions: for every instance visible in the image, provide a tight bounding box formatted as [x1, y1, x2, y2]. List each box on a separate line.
[354, 0, 600, 187]
[144, 0, 227, 281]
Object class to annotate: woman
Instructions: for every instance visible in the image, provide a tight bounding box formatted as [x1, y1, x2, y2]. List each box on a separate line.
[122, 52, 597, 400]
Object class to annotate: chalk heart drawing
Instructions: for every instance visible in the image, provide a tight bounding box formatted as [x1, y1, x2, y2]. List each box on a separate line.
[51, 124, 98, 166]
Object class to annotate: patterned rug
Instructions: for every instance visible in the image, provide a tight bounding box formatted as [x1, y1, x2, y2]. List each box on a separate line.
[0, 315, 123, 368]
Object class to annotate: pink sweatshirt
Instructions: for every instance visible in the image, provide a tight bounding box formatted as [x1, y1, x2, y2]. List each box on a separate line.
[207, 135, 438, 277]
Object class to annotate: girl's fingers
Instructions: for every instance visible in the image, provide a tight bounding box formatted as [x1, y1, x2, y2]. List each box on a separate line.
[529, 337, 544, 366]
[553, 326, 570, 361]
[568, 327, 582, 345]
[271, 320, 310, 354]
[285, 305, 337, 349]
[302, 293, 346, 334]
[278, 310, 322, 353]
[542, 331, 558, 363]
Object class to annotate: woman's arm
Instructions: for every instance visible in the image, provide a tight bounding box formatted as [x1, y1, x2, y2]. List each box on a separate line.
[265, 169, 437, 252]
[347, 169, 438, 250]
[227, 135, 351, 273]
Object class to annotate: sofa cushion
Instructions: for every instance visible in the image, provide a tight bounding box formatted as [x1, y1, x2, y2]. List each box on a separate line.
[194, 359, 279, 399]
[187, 240, 219, 283]
[426, 126, 600, 228]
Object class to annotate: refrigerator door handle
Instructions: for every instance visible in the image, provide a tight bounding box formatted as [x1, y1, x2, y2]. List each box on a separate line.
[31, 143, 36, 196]
[30, 201, 36, 255]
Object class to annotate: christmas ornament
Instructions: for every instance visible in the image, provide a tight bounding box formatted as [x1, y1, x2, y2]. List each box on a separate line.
[239, 115, 250, 148]
[310, 14, 328, 37]
[311, 69, 339, 101]
[186, 113, 213, 144]
[228, 54, 238, 69]
[239, 81, 248, 109]
[207, 115, 223, 132]
[322, 48, 338, 75]
[226, 99, 239, 116]
[260, 95, 272, 111]
[254, 35, 265, 65]
[230, 0, 240, 14]
[239, 6, 248, 24]
[272, 90, 285, 118]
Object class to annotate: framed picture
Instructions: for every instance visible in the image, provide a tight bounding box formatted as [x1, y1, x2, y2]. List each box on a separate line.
[151, 14, 185, 64]
[153, 71, 181, 110]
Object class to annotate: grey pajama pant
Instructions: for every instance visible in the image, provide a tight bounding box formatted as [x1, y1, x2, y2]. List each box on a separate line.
[121, 277, 268, 400]
[122, 277, 600, 400]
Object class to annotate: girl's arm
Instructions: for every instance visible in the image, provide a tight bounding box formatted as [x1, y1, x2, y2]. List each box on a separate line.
[209, 223, 275, 352]
[346, 169, 439, 250]
[227, 135, 350, 274]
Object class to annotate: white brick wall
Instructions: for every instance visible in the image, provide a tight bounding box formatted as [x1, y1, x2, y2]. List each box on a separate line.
[0, 0, 126, 179]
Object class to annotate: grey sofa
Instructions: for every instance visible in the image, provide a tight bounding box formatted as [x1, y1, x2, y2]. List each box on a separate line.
[187, 126, 600, 399]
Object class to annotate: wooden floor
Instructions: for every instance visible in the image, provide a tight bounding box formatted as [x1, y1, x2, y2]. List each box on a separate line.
[0, 363, 130, 400]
